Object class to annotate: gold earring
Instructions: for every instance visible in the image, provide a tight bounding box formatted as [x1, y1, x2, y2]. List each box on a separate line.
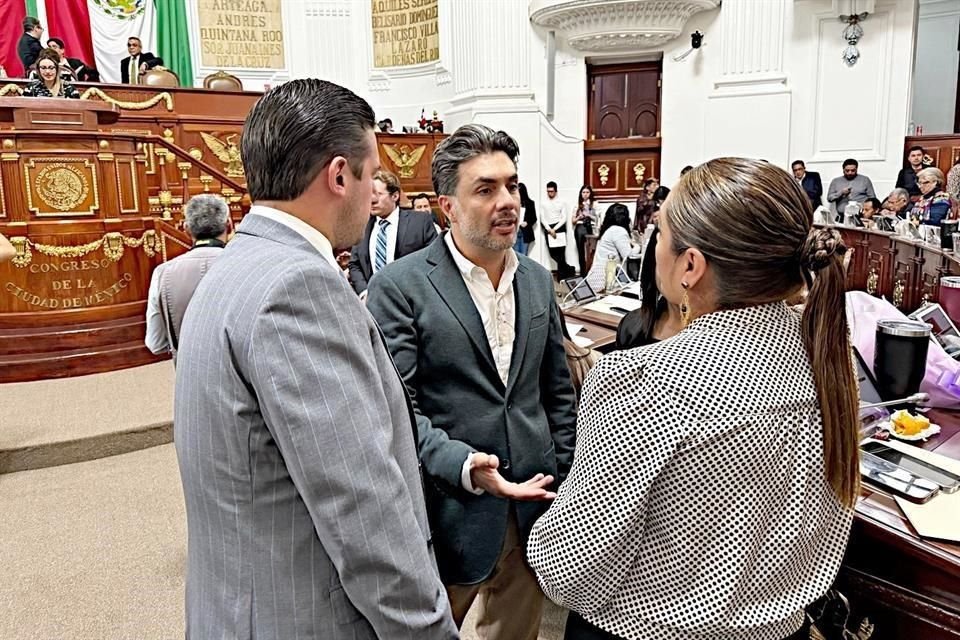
[680, 288, 692, 328]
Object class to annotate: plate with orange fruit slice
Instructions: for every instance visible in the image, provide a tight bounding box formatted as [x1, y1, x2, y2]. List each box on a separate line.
[878, 409, 942, 442]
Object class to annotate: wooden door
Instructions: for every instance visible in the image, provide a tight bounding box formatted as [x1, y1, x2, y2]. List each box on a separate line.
[588, 62, 661, 140]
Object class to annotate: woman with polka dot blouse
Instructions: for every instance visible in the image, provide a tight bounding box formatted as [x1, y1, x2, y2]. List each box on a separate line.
[528, 158, 859, 640]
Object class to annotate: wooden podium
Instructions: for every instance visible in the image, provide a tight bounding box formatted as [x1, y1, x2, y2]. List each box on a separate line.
[0, 97, 119, 129]
[0, 98, 162, 382]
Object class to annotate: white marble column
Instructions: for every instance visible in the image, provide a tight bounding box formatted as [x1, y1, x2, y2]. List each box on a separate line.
[704, 0, 792, 165]
[716, 0, 787, 90]
[447, 0, 534, 120]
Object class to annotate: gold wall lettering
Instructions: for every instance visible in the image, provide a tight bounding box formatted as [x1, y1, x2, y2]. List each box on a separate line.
[4, 273, 133, 309]
[372, 0, 440, 68]
[198, 0, 285, 69]
[383, 143, 425, 179]
[200, 132, 244, 177]
[35, 164, 89, 211]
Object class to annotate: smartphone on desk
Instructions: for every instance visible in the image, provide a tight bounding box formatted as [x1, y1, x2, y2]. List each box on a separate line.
[861, 441, 960, 494]
[860, 449, 940, 504]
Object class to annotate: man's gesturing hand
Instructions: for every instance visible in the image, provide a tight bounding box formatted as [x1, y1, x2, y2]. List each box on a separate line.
[469, 453, 556, 501]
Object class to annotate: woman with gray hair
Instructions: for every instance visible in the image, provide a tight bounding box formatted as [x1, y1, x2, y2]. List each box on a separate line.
[528, 158, 859, 640]
[910, 167, 954, 226]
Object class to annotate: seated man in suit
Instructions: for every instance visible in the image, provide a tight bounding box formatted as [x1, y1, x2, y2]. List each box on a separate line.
[366, 124, 577, 640]
[145, 194, 229, 364]
[348, 169, 436, 296]
[792, 159, 822, 211]
[120, 37, 162, 84]
[46, 38, 99, 82]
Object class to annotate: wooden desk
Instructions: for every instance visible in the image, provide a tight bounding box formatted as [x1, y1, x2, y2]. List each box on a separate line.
[841, 411, 960, 638]
[827, 224, 960, 314]
[564, 303, 621, 353]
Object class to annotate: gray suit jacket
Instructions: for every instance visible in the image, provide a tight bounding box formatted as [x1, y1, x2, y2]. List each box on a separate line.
[174, 213, 457, 640]
[366, 235, 577, 585]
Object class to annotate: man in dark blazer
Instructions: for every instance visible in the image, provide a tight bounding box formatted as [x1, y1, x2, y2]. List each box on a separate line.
[366, 124, 577, 640]
[792, 159, 823, 211]
[120, 37, 163, 84]
[348, 168, 436, 295]
[47, 38, 100, 82]
[17, 16, 43, 76]
[174, 79, 457, 640]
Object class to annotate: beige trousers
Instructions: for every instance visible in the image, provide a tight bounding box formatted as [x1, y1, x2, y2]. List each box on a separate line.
[446, 511, 545, 640]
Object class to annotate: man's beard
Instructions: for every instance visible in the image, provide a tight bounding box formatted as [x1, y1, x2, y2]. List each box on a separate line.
[460, 220, 516, 252]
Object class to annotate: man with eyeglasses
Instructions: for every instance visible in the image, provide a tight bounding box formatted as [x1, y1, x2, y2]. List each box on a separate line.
[17, 16, 43, 76]
[120, 37, 163, 84]
[366, 124, 577, 640]
[46, 38, 99, 82]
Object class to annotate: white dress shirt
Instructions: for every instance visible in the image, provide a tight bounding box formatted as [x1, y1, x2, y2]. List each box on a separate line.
[248, 205, 341, 272]
[367, 207, 400, 273]
[128, 54, 139, 84]
[541, 197, 569, 232]
[145, 269, 168, 354]
[444, 232, 520, 494]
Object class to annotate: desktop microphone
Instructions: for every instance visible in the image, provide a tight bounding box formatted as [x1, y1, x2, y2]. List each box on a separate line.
[859, 392, 929, 410]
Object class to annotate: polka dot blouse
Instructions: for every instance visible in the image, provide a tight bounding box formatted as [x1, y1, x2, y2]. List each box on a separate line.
[527, 301, 854, 640]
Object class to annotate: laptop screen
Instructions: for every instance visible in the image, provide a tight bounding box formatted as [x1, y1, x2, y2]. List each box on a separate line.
[563, 277, 597, 303]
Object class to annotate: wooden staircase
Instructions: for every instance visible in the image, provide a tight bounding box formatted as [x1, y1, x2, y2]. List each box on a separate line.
[0, 316, 167, 383]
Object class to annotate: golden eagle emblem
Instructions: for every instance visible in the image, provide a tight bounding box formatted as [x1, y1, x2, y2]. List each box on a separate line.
[383, 144, 426, 179]
[200, 132, 244, 178]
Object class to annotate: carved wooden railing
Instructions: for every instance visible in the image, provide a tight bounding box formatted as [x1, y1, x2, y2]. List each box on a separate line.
[140, 134, 248, 223]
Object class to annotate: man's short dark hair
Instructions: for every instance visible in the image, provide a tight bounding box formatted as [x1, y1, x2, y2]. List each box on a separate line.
[546, 181, 557, 190]
[241, 79, 376, 202]
[47, 38, 64, 49]
[431, 124, 519, 196]
[842, 158, 859, 168]
[411, 193, 431, 205]
[909, 145, 924, 154]
[128, 37, 141, 44]
[864, 197, 882, 211]
[23, 17, 40, 33]
[184, 194, 230, 240]
[791, 160, 805, 169]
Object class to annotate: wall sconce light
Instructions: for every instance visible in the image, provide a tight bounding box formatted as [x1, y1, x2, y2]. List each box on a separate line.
[840, 12, 869, 66]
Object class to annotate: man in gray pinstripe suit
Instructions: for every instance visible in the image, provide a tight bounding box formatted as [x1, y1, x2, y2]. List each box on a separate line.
[174, 79, 458, 640]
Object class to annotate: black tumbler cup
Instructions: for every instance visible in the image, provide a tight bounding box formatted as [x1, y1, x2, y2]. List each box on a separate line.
[874, 320, 931, 405]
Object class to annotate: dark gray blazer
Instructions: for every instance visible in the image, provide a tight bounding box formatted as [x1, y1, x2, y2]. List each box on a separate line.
[366, 235, 577, 585]
[348, 208, 437, 294]
[174, 213, 457, 640]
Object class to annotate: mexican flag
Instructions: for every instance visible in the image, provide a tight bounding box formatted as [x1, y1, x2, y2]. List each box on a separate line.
[1, 0, 193, 85]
